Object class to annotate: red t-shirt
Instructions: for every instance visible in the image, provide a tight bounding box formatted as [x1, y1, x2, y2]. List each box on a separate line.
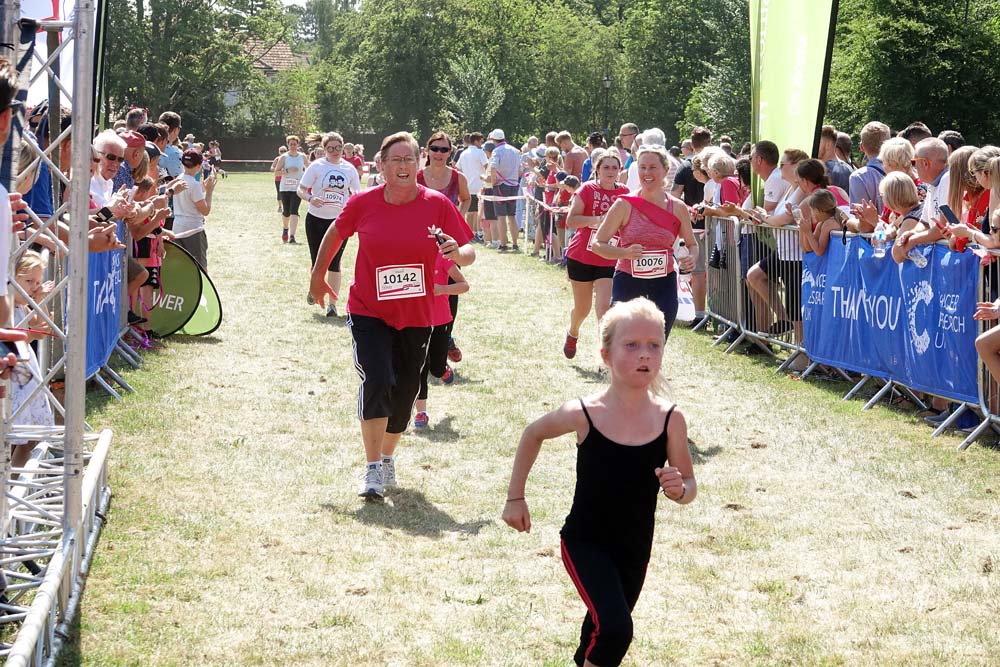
[717, 176, 747, 206]
[967, 189, 990, 227]
[335, 185, 473, 330]
[347, 155, 364, 172]
[556, 188, 572, 229]
[431, 255, 456, 326]
[565, 181, 629, 267]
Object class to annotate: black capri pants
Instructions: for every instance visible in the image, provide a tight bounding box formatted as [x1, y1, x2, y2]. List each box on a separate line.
[279, 190, 301, 217]
[348, 314, 431, 434]
[561, 538, 649, 667]
[611, 270, 679, 340]
[305, 213, 349, 272]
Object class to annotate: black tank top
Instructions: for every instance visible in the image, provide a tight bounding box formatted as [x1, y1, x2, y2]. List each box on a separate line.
[561, 400, 675, 563]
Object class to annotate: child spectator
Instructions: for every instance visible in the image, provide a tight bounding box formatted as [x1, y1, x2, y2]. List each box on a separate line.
[10, 251, 55, 469]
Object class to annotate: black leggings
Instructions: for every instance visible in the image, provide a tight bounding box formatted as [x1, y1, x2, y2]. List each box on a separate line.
[561, 538, 648, 667]
[348, 314, 431, 434]
[305, 213, 348, 272]
[417, 321, 453, 400]
[611, 270, 679, 340]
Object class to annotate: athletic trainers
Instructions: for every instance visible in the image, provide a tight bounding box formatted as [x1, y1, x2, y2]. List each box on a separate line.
[563, 333, 578, 359]
[281, 229, 288, 243]
[326, 303, 338, 317]
[441, 366, 455, 385]
[414, 411, 429, 428]
[289, 236, 298, 244]
[381, 457, 397, 489]
[358, 465, 384, 501]
[447, 337, 463, 363]
[306, 292, 315, 305]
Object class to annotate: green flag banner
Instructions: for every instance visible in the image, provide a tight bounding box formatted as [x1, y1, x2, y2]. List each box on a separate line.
[148, 242, 204, 338]
[750, 0, 839, 158]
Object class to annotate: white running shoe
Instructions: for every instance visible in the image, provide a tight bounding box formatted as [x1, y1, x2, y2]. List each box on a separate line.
[358, 465, 384, 501]
[381, 457, 397, 489]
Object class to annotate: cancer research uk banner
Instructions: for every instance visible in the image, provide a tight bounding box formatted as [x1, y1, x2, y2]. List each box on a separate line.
[802, 238, 979, 404]
[85, 249, 123, 378]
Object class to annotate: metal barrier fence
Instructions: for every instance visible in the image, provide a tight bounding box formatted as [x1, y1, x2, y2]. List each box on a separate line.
[0, 2, 114, 664]
[701, 216, 1000, 450]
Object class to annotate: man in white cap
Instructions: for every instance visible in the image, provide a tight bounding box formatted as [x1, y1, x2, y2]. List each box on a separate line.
[487, 128, 522, 251]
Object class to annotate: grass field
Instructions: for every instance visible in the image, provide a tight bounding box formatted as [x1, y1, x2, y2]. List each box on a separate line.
[57, 173, 1000, 667]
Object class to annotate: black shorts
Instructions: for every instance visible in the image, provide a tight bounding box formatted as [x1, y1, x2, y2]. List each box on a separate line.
[468, 194, 479, 211]
[482, 188, 497, 221]
[566, 257, 614, 282]
[494, 183, 518, 216]
[274, 180, 281, 199]
[279, 190, 301, 217]
[758, 253, 803, 319]
[142, 265, 161, 289]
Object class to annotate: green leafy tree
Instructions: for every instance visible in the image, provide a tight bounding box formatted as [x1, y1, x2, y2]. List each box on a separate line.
[618, 0, 725, 145]
[354, 0, 466, 140]
[827, 0, 1000, 143]
[678, 0, 750, 142]
[440, 52, 506, 134]
[105, 0, 291, 135]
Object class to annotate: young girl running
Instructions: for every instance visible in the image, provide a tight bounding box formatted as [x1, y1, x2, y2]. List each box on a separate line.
[413, 252, 469, 428]
[503, 297, 696, 667]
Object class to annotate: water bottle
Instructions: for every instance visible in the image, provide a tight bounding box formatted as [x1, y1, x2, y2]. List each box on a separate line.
[675, 240, 691, 280]
[873, 220, 887, 258]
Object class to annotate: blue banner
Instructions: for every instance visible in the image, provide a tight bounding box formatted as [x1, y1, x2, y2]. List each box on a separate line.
[802, 238, 978, 404]
[85, 249, 122, 378]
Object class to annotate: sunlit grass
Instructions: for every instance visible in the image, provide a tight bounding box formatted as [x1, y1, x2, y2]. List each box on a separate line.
[58, 173, 1000, 666]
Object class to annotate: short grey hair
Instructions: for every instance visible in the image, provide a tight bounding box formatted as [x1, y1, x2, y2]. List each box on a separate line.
[640, 127, 666, 148]
[707, 152, 737, 177]
[93, 129, 125, 153]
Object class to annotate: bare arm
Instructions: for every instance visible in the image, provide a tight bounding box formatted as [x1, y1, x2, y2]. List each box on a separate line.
[565, 193, 600, 230]
[456, 171, 471, 216]
[309, 225, 346, 305]
[502, 401, 586, 532]
[435, 264, 470, 296]
[593, 199, 641, 260]
[656, 408, 696, 504]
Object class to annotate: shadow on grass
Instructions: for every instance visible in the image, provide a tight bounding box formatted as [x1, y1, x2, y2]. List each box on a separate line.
[168, 334, 224, 346]
[412, 415, 461, 443]
[311, 312, 348, 328]
[344, 488, 494, 538]
[52, 610, 81, 666]
[688, 438, 723, 464]
[571, 365, 605, 383]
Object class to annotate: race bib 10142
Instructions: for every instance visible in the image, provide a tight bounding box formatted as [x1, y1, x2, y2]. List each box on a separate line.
[376, 264, 426, 301]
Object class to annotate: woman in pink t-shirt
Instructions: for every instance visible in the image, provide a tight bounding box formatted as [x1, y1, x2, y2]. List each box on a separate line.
[592, 146, 699, 340]
[309, 132, 475, 502]
[562, 151, 629, 359]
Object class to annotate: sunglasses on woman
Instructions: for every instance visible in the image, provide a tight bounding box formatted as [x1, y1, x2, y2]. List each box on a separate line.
[428, 145, 451, 154]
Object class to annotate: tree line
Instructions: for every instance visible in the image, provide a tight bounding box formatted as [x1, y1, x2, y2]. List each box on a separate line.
[104, 0, 1000, 151]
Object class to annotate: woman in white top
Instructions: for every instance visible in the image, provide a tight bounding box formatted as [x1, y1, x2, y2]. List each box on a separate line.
[745, 149, 808, 338]
[275, 135, 309, 244]
[297, 132, 362, 316]
[171, 149, 217, 271]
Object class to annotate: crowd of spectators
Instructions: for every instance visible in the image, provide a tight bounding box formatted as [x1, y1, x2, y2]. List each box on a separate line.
[443, 115, 1000, 430]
